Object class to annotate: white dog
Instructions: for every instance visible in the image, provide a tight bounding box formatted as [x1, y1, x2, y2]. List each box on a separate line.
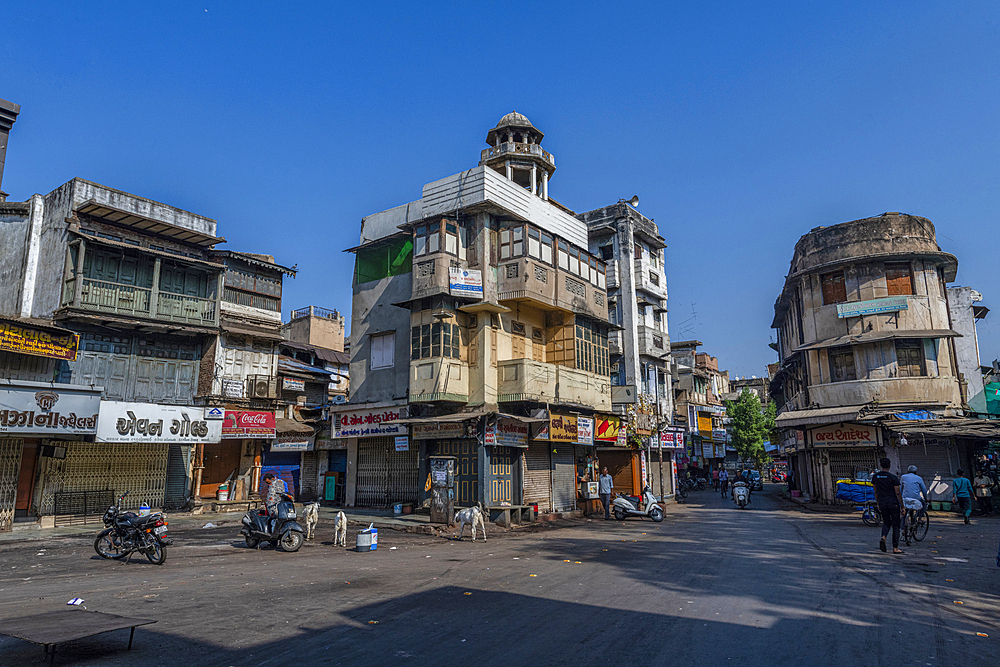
[302, 502, 320, 541]
[332, 510, 348, 547]
[454, 504, 487, 542]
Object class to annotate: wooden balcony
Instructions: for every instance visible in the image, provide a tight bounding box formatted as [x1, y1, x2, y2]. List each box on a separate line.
[64, 277, 219, 327]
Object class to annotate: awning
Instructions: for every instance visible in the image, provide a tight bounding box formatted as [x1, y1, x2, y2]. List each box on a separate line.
[75, 200, 225, 248]
[775, 406, 862, 428]
[794, 329, 960, 352]
[221, 322, 285, 342]
[387, 409, 491, 425]
[278, 356, 335, 378]
[74, 230, 224, 269]
[881, 418, 1000, 440]
[275, 417, 315, 435]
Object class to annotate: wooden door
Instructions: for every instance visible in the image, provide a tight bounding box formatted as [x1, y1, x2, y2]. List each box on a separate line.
[15, 443, 38, 513]
[200, 442, 242, 498]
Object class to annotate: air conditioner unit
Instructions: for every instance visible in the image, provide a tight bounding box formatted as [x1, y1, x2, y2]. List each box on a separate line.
[246, 375, 277, 398]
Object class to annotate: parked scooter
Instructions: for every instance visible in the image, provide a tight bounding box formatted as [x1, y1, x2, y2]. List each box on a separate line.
[240, 493, 305, 552]
[612, 486, 664, 522]
[732, 481, 750, 509]
[93, 491, 171, 565]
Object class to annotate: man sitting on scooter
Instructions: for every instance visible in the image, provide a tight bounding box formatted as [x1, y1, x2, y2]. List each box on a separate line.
[263, 473, 288, 531]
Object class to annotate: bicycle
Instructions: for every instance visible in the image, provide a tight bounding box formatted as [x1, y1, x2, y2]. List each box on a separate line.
[902, 499, 929, 546]
[861, 500, 882, 527]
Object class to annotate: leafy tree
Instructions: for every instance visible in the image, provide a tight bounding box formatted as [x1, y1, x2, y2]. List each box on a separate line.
[725, 389, 775, 470]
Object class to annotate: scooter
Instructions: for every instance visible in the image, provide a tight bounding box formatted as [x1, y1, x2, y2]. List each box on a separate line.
[732, 481, 750, 509]
[612, 486, 664, 522]
[240, 493, 305, 552]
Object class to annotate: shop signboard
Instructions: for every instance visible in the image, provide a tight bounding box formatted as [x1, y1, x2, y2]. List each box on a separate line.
[0, 320, 79, 360]
[549, 413, 578, 442]
[282, 377, 306, 392]
[394, 436, 409, 452]
[412, 422, 466, 440]
[616, 429, 628, 447]
[640, 450, 647, 484]
[576, 417, 593, 445]
[712, 428, 728, 443]
[532, 421, 550, 440]
[0, 383, 100, 435]
[715, 443, 726, 458]
[222, 410, 276, 439]
[659, 430, 685, 449]
[96, 401, 221, 443]
[836, 296, 908, 319]
[809, 423, 878, 448]
[697, 413, 713, 435]
[495, 418, 529, 447]
[205, 407, 225, 420]
[595, 416, 620, 442]
[272, 434, 314, 452]
[333, 406, 405, 438]
[222, 379, 244, 399]
[449, 267, 483, 297]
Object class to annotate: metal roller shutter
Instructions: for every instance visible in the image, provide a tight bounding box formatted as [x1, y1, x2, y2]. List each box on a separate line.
[300, 451, 319, 500]
[523, 441, 551, 511]
[598, 449, 635, 495]
[897, 442, 956, 498]
[164, 444, 192, 509]
[551, 446, 576, 512]
[355, 437, 419, 507]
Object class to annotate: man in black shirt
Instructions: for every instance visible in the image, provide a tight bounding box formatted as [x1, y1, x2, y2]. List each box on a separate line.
[872, 458, 904, 554]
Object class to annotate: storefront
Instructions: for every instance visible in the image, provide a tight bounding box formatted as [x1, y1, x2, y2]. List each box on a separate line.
[484, 416, 530, 507]
[0, 381, 102, 531]
[196, 410, 277, 501]
[808, 422, 882, 502]
[593, 414, 638, 496]
[333, 405, 414, 508]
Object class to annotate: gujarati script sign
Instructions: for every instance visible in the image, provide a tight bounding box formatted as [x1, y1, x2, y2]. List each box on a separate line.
[0, 321, 79, 360]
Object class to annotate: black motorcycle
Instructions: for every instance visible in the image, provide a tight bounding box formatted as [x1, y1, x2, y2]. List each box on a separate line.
[240, 493, 305, 552]
[94, 491, 171, 565]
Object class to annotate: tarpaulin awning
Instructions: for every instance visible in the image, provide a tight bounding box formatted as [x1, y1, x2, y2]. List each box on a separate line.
[275, 417, 316, 435]
[794, 329, 960, 352]
[775, 406, 862, 428]
[880, 418, 1000, 440]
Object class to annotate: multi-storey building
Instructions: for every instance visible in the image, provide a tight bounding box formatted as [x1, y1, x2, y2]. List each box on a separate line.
[671, 341, 730, 471]
[770, 213, 999, 502]
[578, 200, 674, 496]
[340, 112, 622, 515]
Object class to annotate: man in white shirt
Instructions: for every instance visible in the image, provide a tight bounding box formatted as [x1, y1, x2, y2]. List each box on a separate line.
[899, 465, 928, 515]
[598, 467, 614, 520]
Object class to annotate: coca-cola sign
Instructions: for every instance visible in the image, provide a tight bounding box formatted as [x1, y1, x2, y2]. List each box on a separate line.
[222, 410, 277, 438]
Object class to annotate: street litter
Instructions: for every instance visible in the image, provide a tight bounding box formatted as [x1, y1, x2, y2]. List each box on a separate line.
[203, 522, 218, 529]
[954, 601, 964, 605]
[368, 620, 379, 624]
[389, 547, 397, 550]
[946, 579, 955, 582]
[977, 633, 988, 637]
[463, 592, 472, 595]
[529, 574, 537, 577]
[67, 598, 84, 605]
[935, 557, 969, 563]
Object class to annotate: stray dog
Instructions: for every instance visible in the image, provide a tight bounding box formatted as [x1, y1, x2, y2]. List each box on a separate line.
[454, 503, 487, 542]
[332, 510, 348, 547]
[302, 502, 320, 540]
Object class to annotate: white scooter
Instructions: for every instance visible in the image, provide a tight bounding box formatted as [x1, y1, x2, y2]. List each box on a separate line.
[612, 486, 664, 522]
[732, 481, 750, 509]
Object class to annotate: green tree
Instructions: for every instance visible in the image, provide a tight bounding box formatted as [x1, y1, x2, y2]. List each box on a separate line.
[725, 389, 775, 470]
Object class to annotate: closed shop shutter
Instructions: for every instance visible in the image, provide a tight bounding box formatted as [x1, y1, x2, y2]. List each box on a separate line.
[524, 441, 551, 511]
[551, 446, 576, 512]
[355, 437, 419, 507]
[300, 451, 319, 500]
[897, 442, 956, 498]
[164, 444, 192, 509]
[485, 447, 516, 505]
[0, 438, 25, 533]
[598, 449, 635, 495]
[649, 449, 673, 497]
[827, 448, 880, 482]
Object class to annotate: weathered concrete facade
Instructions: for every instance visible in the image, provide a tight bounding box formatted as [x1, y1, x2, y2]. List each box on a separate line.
[946, 286, 989, 415]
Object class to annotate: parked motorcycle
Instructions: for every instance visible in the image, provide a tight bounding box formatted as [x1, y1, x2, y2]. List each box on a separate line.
[612, 487, 665, 522]
[240, 493, 305, 552]
[93, 491, 171, 565]
[732, 481, 750, 509]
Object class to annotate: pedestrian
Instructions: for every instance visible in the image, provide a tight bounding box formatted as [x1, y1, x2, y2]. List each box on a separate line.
[973, 470, 993, 517]
[952, 469, 974, 524]
[787, 468, 795, 493]
[712, 468, 720, 491]
[719, 468, 729, 496]
[872, 458, 904, 554]
[599, 467, 614, 520]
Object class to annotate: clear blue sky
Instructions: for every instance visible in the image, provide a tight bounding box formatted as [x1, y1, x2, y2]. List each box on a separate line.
[3, 1, 997, 376]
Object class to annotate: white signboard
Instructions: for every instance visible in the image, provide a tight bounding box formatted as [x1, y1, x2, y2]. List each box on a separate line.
[809, 423, 878, 448]
[222, 379, 244, 399]
[576, 417, 594, 445]
[836, 296, 908, 318]
[394, 436, 410, 452]
[333, 407, 405, 438]
[449, 268, 483, 298]
[96, 401, 222, 443]
[0, 384, 101, 435]
[494, 418, 529, 447]
[272, 434, 314, 452]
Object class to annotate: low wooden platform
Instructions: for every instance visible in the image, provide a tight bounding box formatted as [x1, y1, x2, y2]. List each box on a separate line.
[0, 609, 156, 665]
[487, 505, 535, 527]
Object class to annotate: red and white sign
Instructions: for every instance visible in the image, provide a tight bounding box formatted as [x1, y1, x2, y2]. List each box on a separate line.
[333, 407, 405, 438]
[809, 423, 877, 448]
[222, 410, 276, 439]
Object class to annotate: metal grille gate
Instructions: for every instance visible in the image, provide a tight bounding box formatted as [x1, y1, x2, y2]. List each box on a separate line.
[0, 438, 25, 533]
[828, 448, 880, 482]
[355, 437, 419, 507]
[37, 442, 169, 516]
[300, 451, 319, 500]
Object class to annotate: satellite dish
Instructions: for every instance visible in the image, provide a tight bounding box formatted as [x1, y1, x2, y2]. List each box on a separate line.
[629, 195, 640, 209]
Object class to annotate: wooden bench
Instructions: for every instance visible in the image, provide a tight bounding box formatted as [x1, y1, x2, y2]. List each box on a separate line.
[487, 505, 535, 528]
[0, 609, 156, 666]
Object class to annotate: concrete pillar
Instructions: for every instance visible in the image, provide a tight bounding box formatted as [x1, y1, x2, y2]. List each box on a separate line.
[530, 163, 537, 195]
[541, 171, 548, 200]
[505, 160, 512, 180]
[617, 217, 642, 392]
[150, 257, 161, 319]
[345, 438, 358, 506]
[19, 194, 44, 318]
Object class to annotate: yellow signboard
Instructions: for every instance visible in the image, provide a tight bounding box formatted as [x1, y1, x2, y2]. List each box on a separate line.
[595, 416, 620, 442]
[697, 413, 713, 435]
[0, 321, 79, 361]
[549, 413, 578, 442]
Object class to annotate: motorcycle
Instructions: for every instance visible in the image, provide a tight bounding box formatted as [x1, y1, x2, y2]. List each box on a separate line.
[732, 481, 750, 509]
[612, 486, 665, 522]
[93, 491, 171, 565]
[240, 493, 305, 552]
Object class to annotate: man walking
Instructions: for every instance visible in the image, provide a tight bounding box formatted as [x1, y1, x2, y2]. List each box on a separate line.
[712, 468, 720, 491]
[872, 458, 904, 554]
[719, 468, 729, 497]
[973, 470, 993, 517]
[952, 469, 974, 524]
[599, 467, 614, 520]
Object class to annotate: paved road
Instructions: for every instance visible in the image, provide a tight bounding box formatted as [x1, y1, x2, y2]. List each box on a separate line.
[0, 486, 996, 666]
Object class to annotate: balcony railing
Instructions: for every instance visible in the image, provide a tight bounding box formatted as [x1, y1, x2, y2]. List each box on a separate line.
[66, 278, 219, 327]
[480, 142, 555, 167]
[497, 358, 610, 410]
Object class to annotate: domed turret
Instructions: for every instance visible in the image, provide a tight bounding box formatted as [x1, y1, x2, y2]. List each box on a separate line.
[479, 111, 555, 200]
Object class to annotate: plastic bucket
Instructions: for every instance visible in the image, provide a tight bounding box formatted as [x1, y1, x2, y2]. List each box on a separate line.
[930, 501, 942, 511]
[402, 503, 413, 515]
[941, 501, 952, 511]
[356, 528, 378, 552]
[790, 490, 801, 497]
[393, 503, 403, 515]
[217, 489, 229, 501]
